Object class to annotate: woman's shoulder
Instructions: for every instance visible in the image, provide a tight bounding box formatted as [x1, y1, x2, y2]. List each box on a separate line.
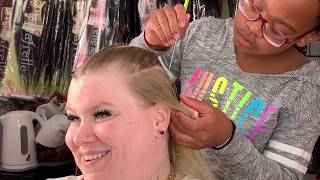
[47, 175, 82, 180]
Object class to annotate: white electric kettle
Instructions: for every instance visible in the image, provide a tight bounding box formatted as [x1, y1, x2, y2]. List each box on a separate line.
[0, 110, 44, 172]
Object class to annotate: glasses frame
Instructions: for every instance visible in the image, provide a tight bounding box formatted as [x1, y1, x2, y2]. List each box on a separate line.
[238, 0, 314, 47]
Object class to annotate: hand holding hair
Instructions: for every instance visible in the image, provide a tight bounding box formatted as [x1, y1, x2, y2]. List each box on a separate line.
[170, 94, 234, 150]
[144, 4, 191, 50]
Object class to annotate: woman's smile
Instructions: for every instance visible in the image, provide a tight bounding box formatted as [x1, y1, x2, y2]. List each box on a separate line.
[79, 150, 111, 167]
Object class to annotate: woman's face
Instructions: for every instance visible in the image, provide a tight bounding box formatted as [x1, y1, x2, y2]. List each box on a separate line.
[66, 66, 162, 179]
[233, 0, 319, 55]
[2, 8, 11, 20]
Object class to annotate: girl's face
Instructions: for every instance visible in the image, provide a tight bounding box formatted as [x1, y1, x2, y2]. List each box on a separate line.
[234, 0, 319, 55]
[66, 67, 165, 180]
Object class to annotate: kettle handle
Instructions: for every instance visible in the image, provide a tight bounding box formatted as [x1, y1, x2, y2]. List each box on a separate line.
[30, 112, 44, 127]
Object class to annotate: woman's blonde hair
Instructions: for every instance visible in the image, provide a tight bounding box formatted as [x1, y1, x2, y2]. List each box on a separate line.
[73, 45, 212, 179]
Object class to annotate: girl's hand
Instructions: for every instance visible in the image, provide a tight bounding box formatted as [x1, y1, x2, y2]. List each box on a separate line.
[170, 95, 234, 150]
[144, 4, 190, 50]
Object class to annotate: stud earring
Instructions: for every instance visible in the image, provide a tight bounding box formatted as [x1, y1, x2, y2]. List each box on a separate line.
[158, 130, 165, 135]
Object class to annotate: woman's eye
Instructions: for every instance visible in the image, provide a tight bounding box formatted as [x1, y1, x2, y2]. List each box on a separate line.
[66, 114, 80, 122]
[94, 110, 111, 119]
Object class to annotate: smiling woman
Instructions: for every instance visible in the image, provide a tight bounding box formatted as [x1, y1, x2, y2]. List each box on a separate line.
[49, 45, 212, 180]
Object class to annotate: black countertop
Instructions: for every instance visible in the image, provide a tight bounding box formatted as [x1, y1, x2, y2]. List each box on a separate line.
[0, 161, 76, 180]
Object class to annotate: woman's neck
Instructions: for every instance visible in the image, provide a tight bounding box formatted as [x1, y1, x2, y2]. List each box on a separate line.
[138, 140, 173, 180]
[148, 157, 172, 180]
[236, 47, 309, 74]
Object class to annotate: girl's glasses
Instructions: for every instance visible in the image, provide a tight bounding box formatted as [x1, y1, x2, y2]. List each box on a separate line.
[238, 0, 314, 47]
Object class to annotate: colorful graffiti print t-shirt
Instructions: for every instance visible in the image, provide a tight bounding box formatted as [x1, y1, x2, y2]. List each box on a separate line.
[131, 17, 320, 180]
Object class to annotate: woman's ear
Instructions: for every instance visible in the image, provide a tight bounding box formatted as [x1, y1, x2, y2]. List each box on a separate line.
[296, 31, 320, 47]
[152, 103, 171, 137]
